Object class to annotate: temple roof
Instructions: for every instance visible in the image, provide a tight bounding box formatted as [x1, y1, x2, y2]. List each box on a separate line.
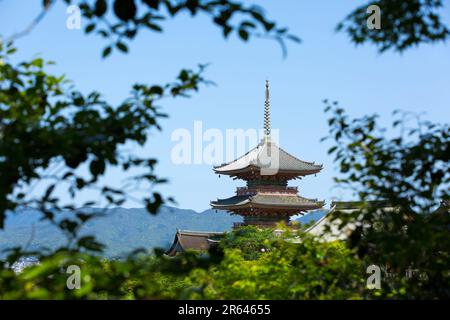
[165, 230, 223, 256]
[213, 139, 323, 176]
[305, 201, 399, 242]
[330, 200, 397, 210]
[211, 193, 324, 211]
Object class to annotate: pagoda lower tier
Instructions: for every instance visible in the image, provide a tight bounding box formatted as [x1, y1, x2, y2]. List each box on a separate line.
[211, 191, 325, 227]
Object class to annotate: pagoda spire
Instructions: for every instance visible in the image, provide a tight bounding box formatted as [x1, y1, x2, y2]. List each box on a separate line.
[264, 80, 271, 137]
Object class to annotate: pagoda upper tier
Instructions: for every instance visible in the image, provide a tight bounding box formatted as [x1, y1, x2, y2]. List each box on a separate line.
[213, 138, 323, 180]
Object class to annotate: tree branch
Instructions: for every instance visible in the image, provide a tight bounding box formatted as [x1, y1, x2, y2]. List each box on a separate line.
[5, 0, 54, 42]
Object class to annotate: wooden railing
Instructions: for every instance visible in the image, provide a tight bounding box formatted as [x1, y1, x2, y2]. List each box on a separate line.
[236, 186, 298, 196]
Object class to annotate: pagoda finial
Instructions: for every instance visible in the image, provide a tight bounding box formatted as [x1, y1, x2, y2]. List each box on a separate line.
[264, 80, 270, 137]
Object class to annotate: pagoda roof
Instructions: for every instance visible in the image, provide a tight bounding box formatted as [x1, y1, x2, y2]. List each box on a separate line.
[214, 139, 323, 176]
[211, 193, 324, 211]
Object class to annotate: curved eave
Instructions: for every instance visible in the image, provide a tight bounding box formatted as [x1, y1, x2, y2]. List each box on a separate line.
[213, 164, 323, 177]
[210, 199, 251, 208]
[210, 200, 325, 210]
[213, 141, 324, 177]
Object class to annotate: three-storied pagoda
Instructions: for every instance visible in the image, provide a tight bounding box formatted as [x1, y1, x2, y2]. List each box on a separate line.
[211, 81, 324, 227]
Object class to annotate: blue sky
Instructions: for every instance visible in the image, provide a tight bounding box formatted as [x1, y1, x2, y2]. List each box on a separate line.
[1, 1, 449, 212]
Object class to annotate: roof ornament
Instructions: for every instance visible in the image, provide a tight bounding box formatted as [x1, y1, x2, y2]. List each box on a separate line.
[264, 80, 271, 138]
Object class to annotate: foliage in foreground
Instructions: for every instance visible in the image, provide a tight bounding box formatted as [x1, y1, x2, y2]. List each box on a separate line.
[1, 220, 448, 299]
[323, 101, 450, 299]
[0, 228, 368, 299]
[1, 0, 449, 300]
[187, 230, 367, 300]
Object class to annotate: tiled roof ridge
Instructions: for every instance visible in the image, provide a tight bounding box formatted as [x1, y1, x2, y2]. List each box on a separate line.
[270, 141, 322, 168]
[214, 140, 322, 171]
[213, 143, 260, 169]
[213, 194, 324, 205]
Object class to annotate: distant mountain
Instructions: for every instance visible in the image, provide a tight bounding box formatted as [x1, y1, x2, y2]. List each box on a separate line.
[0, 207, 327, 257]
[1, 206, 242, 257]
